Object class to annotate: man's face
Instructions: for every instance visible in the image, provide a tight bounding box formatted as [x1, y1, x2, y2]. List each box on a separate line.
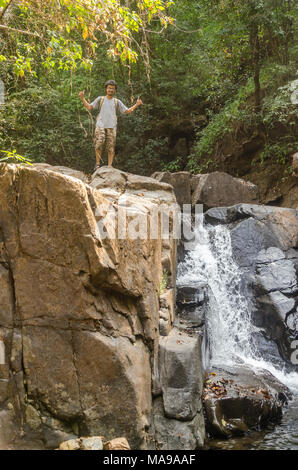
[106, 85, 116, 96]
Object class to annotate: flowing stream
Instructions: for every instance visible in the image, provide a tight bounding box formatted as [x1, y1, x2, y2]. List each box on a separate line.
[177, 218, 298, 450]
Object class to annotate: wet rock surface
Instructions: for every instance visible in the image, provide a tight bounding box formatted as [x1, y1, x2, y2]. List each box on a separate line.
[176, 284, 207, 327]
[151, 327, 205, 450]
[203, 365, 291, 438]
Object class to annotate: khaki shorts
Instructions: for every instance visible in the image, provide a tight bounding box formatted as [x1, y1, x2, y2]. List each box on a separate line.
[94, 127, 117, 153]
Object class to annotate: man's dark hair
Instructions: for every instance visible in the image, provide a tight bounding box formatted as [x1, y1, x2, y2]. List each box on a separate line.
[105, 80, 117, 91]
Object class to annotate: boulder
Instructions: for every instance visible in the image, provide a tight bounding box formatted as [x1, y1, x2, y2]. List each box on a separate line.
[0, 163, 178, 449]
[151, 171, 259, 210]
[158, 328, 204, 421]
[32, 163, 88, 183]
[151, 327, 206, 450]
[204, 365, 291, 438]
[191, 172, 259, 209]
[152, 397, 205, 450]
[176, 284, 207, 327]
[150, 171, 191, 207]
[59, 438, 81, 451]
[80, 437, 103, 450]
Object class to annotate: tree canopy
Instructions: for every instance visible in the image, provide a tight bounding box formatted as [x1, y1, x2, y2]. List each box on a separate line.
[0, 0, 174, 77]
[0, 0, 297, 185]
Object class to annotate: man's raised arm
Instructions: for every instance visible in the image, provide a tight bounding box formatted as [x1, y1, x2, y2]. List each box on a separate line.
[78, 90, 93, 112]
[125, 97, 143, 115]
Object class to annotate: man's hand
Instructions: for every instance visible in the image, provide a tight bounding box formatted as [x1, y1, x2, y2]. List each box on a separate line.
[125, 96, 143, 115]
[79, 90, 93, 112]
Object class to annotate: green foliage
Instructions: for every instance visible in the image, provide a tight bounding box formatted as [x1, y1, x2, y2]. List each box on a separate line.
[259, 141, 297, 165]
[0, 0, 175, 78]
[0, 149, 33, 165]
[188, 80, 256, 172]
[159, 269, 168, 297]
[0, 0, 297, 176]
[161, 157, 183, 172]
[262, 81, 298, 128]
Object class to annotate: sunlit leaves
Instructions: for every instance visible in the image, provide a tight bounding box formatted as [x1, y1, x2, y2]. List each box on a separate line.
[0, 149, 33, 165]
[0, 0, 175, 78]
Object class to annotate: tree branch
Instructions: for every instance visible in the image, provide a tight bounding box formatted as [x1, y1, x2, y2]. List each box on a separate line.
[0, 24, 40, 37]
[0, 0, 14, 22]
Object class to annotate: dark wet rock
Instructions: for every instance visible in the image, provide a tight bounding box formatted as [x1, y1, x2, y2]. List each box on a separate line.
[152, 397, 205, 450]
[256, 292, 295, 321]
[176, 285, 207, 326]
[255, 258, 297, 295]
[206, 204, 298, 246]
[287, 308, 298, 332]
[230, 217, 281, 268]
[158, 328, 204, 421]
[151, 327, 206, 450]
[203, 365, 291, 438]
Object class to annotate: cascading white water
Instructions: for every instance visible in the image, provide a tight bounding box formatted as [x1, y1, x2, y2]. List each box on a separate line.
[177, 217, 298, 391]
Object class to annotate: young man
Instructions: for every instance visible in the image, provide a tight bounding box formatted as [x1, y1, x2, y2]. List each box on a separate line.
[79, 80, 142, 170]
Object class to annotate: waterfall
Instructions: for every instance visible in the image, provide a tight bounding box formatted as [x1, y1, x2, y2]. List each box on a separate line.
[177, 217, 298, 391]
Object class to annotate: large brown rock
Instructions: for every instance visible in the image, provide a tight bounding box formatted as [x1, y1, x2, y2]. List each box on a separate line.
[191, 172, 259, 209]
[151, 170, 259, 210]
[0, 163, 178, 449]
[32, 163, 88, 183]
[151, 172, 191, 207]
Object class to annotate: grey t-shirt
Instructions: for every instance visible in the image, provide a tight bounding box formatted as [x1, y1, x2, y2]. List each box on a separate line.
[90, 96, 128, 129]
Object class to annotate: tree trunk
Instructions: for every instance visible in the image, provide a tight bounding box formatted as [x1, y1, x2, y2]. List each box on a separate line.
[250, 22, 261, 111]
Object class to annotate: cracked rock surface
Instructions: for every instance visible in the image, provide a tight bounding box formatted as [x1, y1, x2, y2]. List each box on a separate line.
[0, 163, 178, 449]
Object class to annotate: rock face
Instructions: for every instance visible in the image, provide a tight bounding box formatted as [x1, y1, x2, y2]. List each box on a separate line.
[205, 204, 298, 367]
[151, 327, 205, 450]
[32, 163, 88, 183]
[204, 365, 291, 438]
[151, 171, 259, 209]
[0, 163, 178, 449]
[176, 284, 207, 327]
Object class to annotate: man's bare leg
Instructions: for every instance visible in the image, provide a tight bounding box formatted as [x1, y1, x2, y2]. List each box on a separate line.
[106, 128, 116, 167]
[107, 151, 115, 166]
[94, 127, 105, 169]
[95, 149, 102, 166]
